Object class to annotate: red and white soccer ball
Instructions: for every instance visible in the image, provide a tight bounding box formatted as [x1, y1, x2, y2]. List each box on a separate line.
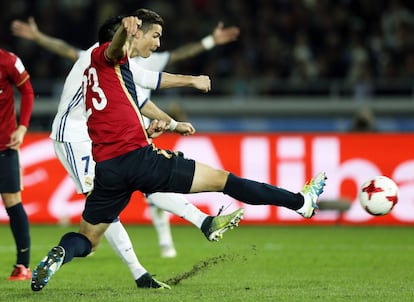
[359, 176, 399, 216]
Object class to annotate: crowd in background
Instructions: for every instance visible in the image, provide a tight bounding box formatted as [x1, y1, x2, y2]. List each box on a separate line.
[1, 0, 414, 97]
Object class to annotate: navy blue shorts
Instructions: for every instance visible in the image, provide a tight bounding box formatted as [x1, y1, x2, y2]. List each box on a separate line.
[83, 145, 195, 224]
[0, 149, 21, 193]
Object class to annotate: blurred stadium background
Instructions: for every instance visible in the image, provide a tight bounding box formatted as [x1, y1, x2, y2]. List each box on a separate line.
[2, 0, 414, 132]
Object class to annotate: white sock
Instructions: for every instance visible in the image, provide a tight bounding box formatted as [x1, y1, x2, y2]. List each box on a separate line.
[147, 192, 209, 229]
[148, 205, 174, 247]
[104, 220, 147, 280]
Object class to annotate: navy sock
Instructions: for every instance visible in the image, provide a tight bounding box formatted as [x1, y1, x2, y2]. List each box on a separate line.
[6, 203, 30, 267]
[58, 232, 92, 264]
[200, 216, 214, 237]
[223, 173, 304, 210]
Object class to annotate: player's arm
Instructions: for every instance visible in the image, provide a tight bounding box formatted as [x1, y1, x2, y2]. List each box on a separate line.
[106, 16, 141, 62]
[141, 99, 195, 136]
[160, 73, 211, 93]
[131, 60, 210, 92]
[167, 21, 240, 66]
[6, 79, 34, 150]
[11, 17, 80, 62]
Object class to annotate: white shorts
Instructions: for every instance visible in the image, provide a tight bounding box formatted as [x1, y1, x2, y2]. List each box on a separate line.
[53, 140, 95, 194]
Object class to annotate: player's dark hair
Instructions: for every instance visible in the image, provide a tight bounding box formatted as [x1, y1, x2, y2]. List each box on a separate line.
[98, 9, 164, 44]
[98, 14, 125, 44]
[133, 8, 164, 33]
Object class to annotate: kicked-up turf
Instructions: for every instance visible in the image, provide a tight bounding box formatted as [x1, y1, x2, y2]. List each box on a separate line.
[0, 224, 413, 302]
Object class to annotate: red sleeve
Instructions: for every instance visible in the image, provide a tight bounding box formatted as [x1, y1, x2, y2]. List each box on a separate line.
[16, 79, 34, 128]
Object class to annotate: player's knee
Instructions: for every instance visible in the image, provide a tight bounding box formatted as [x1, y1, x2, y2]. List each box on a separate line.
[79, 232, 100, 250]
[212, 169, 229, 190]
[195, 169, 229, 192]
[1, 192, 21, 207]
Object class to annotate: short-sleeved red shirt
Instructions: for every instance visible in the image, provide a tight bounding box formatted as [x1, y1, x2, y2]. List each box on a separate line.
[84, 43, 150, 162]
[0, 49, 31, 150]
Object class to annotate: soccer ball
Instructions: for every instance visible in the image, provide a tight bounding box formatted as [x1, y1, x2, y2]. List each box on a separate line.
[359, 176, 398, 216]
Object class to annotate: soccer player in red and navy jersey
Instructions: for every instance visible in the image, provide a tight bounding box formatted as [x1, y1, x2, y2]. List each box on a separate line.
[31, 9, 327, 291]
[11, 15, 239, 260]
[0, 48, 34, 281]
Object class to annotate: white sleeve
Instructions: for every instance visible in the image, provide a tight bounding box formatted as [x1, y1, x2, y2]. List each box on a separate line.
[134, 52, 170, 71]
[129, 59, 161, 90]
[136, 86, 149, 109]
[77, 49, 85, 58]
[76, 42, 97, 58]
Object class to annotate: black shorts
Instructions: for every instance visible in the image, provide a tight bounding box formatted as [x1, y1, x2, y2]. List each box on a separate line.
[83, 145, 195, 224]
[0, 149, 22, 193]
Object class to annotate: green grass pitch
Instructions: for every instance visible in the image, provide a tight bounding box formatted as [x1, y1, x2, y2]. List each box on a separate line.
[1, 224, 413, 302]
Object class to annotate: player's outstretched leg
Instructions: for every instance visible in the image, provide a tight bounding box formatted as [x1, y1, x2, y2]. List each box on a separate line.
[135, 272, 171, 289]
[31, 246, 65, 291]
[201, 208, 244, 241]
[296, 172, 327, 218]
